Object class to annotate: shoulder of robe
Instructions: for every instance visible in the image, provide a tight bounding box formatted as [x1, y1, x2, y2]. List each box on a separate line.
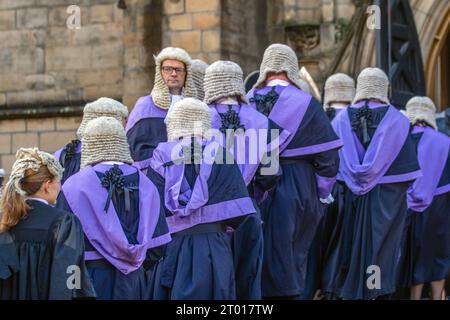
[48, 208, 83, 244]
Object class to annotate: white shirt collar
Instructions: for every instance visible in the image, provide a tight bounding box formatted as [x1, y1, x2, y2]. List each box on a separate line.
[171, 95, 183, 105]
[217, 97, 239, 105]
[329, 102, 348, 109]
[26, 197, 49, 205]
[266, 79, 290, 87]
[101, 161, 124, 165]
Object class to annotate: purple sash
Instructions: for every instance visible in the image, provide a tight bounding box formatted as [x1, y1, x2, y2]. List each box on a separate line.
[62, 163, 171, 275]
[332, 105, 421, 195]
[247, 85, 310, 153]
[209, 103, 268, 185]
[125, 95, 167, 133]
[150, 139, 255, 234]
[248, 85, 342, 156]
[408, 127, 450, 212]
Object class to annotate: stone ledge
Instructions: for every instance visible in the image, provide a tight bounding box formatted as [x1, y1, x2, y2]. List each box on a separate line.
[0, 98, 121, 120]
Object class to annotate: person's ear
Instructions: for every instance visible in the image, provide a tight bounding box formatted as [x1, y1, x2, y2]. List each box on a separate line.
[43, 180, 52, 194]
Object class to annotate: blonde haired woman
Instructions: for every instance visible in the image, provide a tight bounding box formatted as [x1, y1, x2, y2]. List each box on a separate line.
[0, 148, 95, 300]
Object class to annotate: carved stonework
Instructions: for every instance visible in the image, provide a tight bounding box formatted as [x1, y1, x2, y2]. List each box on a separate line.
[285, 25, 320, 55]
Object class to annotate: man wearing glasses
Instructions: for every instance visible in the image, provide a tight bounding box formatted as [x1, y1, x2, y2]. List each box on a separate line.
[126, 47, 198, 171]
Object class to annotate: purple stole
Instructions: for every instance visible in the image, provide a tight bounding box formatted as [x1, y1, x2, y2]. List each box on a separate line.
[209, 103, 269, 186]
[62, 163, 171, 275]
[332, 104, 422, 196]
[247, 85, 343, 156]
[407, 126, 450, 212]
[247, 85, 343, 200]
[150, 139, 256, 234]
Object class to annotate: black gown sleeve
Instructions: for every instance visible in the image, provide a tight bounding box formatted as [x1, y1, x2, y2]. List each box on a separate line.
[0, 232, 19, 281]
[48, 212, 96, 300]
[309, 148, 340, 178]
[252, 160, 283, 193]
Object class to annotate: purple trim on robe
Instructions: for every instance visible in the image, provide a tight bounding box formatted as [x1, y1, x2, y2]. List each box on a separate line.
[435, 184, 450, 196]
[150, 139, 255, 233]
[53, 141, 82, 162]
[267, 129, 290, 154]
[85, 251, 103, 261]
[166, 197, 255, 234]
[54, 148, 63, 162]
[379, 170, 422, 184]
[281, 139, 343, 157]
[133, 158, 154, 171]
[411, 126, 426, 134]
[316, 174, 337, 199]
[352, 101, 389, 109]
[209, 103, 269, 185]
[62, 163, 171, 275]
[332, 105, 416, 196]
[407, 127, 450, 212]
[149, 233, 173, 248]
[247, 85, 311, 153]
[248, 85, 343, 157]
[125, 95, 168, 133]
[334, 107, 345, 116]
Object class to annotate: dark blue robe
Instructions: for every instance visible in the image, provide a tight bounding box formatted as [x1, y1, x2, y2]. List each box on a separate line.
[147, 141, 256, 300]
[125, 95, 168, 170]
[322, 104, 421, 300]
[303, 181, 346, 299]
[209, 103, 275, 300]
[397, 130, 450, 288]
[54, 139, 81, 185]
[247, 85, 342, 298]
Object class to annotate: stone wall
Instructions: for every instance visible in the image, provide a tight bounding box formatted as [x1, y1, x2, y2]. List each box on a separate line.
[0, 0, 124, 109]
[163, 0, 222, 63]
[266, 0, 356, 85]
[221, 0, 269, 74]
[0, 0, 161, 174]
[0, 117, 80, 174]
[162, 0, 268, 74]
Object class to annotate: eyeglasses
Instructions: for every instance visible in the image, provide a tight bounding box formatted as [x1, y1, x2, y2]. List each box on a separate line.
[162, 66, 186, 74]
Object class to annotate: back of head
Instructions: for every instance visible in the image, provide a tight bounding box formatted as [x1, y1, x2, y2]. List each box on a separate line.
[77, 97, 129, 139]
[204, 60, 247, 105]
[323, 73, 355, 109]
[81, 116, 133, 169]
[0, 148, 63, 233]
[191, 59, 209, 101]
[405, 96, 437, 129]
[353, 67, 390, 105]
[165, 98, 211, 141]
[253, 43, 304, 90]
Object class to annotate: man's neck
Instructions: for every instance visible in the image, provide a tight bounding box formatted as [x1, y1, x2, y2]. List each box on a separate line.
[170, 88, 183, 96]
